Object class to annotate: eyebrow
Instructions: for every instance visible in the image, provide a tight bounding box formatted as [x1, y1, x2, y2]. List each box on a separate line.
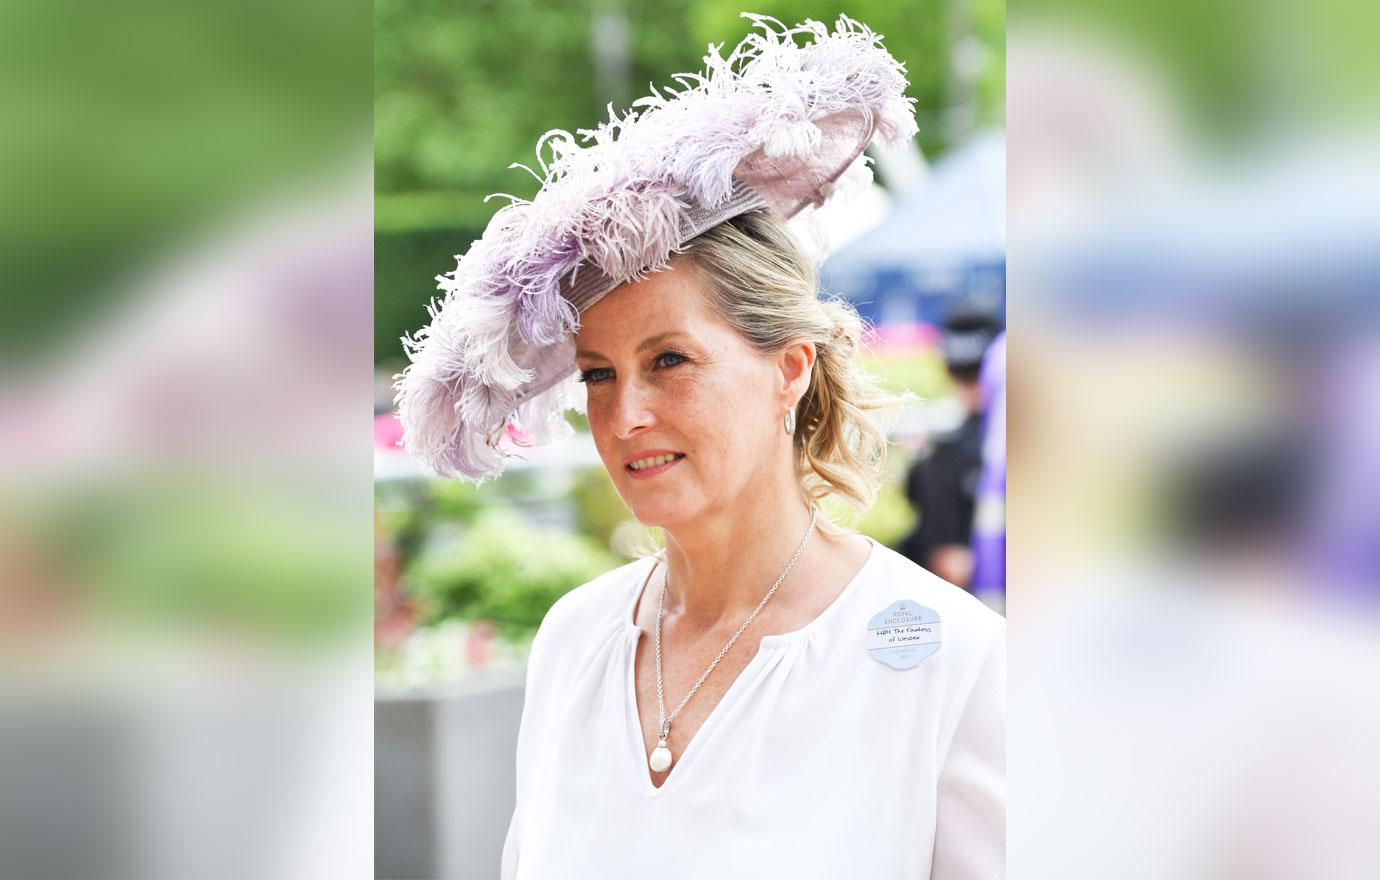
[575, 331, 690, 361]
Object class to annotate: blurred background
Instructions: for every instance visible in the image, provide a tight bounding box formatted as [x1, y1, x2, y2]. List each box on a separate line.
[374, 2, 1004, 877]
[0, 1, 372, 879]
[8, 0, 1373, 876]
[1008, 0, 1380, 877]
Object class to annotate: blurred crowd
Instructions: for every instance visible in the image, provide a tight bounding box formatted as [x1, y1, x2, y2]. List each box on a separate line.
[899, 304, 1006, 610]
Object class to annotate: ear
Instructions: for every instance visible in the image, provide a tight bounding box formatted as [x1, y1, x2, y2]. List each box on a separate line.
[776, 339, 817, 408]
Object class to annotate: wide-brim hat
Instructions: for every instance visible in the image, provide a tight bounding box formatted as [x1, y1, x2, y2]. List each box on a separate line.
[395, 13, 918, 482]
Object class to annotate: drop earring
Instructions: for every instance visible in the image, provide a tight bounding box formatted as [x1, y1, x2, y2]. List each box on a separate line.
[784, 408, 797, 435]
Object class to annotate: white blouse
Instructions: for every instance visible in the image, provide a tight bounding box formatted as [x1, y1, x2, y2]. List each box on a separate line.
[500, 537, 1005, 879]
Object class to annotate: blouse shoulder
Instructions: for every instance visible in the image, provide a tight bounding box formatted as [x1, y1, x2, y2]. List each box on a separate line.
[848, 543, 1004, 753]
[857, 541, 1005, 649]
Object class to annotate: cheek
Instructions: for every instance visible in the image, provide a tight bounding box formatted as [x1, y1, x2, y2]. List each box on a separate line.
[674, 369, 776, 453]
[584, 361, 776, 464]
[585, 403, 619, 460]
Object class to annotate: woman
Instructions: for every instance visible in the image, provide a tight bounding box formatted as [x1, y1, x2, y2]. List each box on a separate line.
[395, 15, 1004, 878]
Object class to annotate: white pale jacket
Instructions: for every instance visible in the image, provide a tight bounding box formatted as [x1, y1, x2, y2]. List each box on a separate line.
[500, 538, 1005, 879]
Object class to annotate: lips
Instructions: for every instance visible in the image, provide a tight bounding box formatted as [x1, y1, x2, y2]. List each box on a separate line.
[623, 449, 687, 479]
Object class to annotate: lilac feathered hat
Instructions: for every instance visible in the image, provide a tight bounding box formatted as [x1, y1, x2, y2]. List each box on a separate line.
[394, 13, 918, 482]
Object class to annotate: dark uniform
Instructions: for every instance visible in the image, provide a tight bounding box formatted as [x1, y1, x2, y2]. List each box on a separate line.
[900, 301, 1002, 577]
[902, 412, 985, 571]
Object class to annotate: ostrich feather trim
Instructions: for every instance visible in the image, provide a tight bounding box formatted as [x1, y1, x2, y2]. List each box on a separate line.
[394, 12, 918, 482]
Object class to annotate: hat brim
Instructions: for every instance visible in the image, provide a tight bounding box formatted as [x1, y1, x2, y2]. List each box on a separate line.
[395, 14, 914, 482]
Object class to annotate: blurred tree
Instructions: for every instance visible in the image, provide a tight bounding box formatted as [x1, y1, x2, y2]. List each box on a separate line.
[570, 466, 635, 550]
[408, 507, 618, 638]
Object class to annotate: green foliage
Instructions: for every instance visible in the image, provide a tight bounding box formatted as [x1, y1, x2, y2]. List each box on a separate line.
[569, 466, 634, 550]
[5, 0, 369, 364]
[375, 0, 700, 201]
[427, 475, 487, 524]
[408, 507, 619, 638]
[972, 0, 1005, 128]
[861, 348, 953, 401]
[38, 481, 368, 645]
[375, 0, 1005, 206]
[856, 469, 918, 549]
[375, 478, 436, 563]
[376, 227, 484, 381]
[815, 450, 916, 548]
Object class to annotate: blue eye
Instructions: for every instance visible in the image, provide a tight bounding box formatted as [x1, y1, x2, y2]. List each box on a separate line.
[577, 367, 614, 384]
[577, 352, 684, 384]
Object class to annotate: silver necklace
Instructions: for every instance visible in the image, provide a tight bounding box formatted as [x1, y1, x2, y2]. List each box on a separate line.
[649, 506, 818, 773]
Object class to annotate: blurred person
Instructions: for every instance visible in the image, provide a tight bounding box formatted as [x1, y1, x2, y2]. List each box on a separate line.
[394, 16, 1005, 879]
[970, 331, 1006, 608]
[901, 305, 1003, 588]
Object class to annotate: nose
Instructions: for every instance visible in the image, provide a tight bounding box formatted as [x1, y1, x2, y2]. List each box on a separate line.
[606, 375, 655, 439]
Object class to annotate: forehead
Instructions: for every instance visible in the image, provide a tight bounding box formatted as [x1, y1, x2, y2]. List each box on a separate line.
[574, 260, 724, 350]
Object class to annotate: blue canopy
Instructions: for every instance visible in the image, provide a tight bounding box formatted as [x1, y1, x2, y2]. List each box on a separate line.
[821, 131, 1005, 329]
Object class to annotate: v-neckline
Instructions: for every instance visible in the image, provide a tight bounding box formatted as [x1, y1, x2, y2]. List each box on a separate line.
[619, 538, 879, 796]
[626, 557, 778, 800]
[622, 607, 774, 797]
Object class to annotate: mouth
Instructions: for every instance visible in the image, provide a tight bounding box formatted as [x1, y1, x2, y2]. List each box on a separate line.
[624, 452, 686, 480]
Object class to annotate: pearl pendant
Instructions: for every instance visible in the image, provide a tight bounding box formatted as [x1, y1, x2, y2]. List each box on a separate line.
[649, 739, 673, 773]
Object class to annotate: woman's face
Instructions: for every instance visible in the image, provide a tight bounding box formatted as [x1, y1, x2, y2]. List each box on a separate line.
[574, 261, 791, 528]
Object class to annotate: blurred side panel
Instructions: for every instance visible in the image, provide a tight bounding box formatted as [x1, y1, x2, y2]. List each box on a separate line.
[0, 1, 373, 879]
[1009, 0, 1380, 877]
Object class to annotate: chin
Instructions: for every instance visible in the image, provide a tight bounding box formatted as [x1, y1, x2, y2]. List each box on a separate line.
[620, 488, 703, 530]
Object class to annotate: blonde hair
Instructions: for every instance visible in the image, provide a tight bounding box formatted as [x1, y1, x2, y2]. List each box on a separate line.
[678, 211, 908, 522]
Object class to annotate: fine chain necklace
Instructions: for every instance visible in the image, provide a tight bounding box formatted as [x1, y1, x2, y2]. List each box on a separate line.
[649, 506, 819, 773]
